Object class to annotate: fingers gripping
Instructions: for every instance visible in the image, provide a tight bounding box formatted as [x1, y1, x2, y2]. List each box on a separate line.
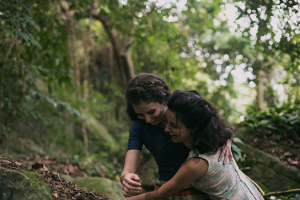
[122, 173, 142, 197]
[218, 140, 233, 164]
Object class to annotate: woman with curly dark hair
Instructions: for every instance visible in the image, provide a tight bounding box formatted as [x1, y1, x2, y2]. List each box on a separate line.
[120, 73, 233, 200]
[124, 90, 263, 200]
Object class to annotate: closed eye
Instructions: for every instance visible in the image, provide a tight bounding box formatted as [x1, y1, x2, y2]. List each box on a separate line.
[170, 123, 178, 128]
[147, 109, 156, 114]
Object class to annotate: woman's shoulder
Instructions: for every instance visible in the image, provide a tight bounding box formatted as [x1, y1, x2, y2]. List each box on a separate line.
[189, 150, 216, 156]
[183, 154, 209, 179]
[188, 150, 218, 164]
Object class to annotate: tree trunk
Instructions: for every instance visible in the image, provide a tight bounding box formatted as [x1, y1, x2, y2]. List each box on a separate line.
[92, 63, 100, 91]
[0, 38, 15, 117]
[90, 12, 135, 89]
[1, 37, 26, 157]
[255, 48, 264, 110]
[65, 12, 81, 99]
[61, 1, 88, 151]
[257, 69, 264, 110]
[82, 28, 91, 101]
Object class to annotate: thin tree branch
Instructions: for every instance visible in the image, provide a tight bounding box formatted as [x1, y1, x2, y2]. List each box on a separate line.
[4, 33, 26, 157]
[263, 189, 300, 198]
[1, 38, 15, 64]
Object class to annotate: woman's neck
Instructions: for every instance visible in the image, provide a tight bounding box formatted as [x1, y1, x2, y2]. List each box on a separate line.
[183, 141, 193, 150]
[161, 116, 167, 125]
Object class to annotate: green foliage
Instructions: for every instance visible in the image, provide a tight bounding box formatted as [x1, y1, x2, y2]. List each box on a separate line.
[257, 181, 269, 194]
[242, 103, 300, 139]
[130, 0, 244, 119]
[0, 0, 127, 176]
[52, 128, 129, 180]
[1, 0, 299, 191]
[0, 0, 73, 129]
[235, 150, 262, 172]
[8, 189, 14, 200]
[0, 0, 41, 48]
[231, 138, 243, 161]
[234, 0, 300, 104]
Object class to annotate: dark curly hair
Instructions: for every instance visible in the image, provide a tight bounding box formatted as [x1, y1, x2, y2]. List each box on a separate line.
[126, 73, 171, 121]
[167, 90, 233, 154]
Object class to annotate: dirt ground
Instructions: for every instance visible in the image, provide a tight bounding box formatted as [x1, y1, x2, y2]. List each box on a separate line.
[249, 131, 300, 169]
[0, 157, 109, 200]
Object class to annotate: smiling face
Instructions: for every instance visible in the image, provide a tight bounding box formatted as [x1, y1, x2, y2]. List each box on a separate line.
[165, 109, 193, 149]
[132, 101, 167, 125]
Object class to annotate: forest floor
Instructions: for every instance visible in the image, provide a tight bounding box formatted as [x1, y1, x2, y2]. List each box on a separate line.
[248, 130, 299, 169]
[0, 157, 108, 200]
[0, 127, 299, 200]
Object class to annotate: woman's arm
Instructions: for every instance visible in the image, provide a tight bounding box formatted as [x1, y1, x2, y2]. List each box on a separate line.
[124, 157, 208, 200]
[121, 150, 142, 196]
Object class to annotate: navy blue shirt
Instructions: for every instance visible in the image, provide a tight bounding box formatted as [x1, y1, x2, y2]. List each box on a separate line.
[127, 119, 190, 181]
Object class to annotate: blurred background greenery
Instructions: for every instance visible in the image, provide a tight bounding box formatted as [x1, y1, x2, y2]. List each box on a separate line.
[0, 0, 299, 198]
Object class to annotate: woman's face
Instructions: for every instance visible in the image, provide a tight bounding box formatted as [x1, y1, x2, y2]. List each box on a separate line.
[165, 109, 193, 148]
[132, 101, 167, 125]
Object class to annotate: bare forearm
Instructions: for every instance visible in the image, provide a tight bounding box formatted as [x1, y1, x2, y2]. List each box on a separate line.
[124, 193, 146, 200]
[124, 191, 166, 200]
[121, 150, 142, 196]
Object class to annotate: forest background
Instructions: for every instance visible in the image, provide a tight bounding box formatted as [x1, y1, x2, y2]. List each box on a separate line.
[0, 0, 299, 194]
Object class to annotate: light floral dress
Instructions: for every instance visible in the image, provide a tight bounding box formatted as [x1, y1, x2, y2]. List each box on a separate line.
[188, 151, 264, 200]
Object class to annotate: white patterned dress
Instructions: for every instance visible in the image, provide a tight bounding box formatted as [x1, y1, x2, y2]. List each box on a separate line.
[188, 151, 264, 200]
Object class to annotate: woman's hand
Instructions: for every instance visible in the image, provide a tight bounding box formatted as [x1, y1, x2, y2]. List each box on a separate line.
[122, 173, 142, 197]
[218, 139, 233, 164]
